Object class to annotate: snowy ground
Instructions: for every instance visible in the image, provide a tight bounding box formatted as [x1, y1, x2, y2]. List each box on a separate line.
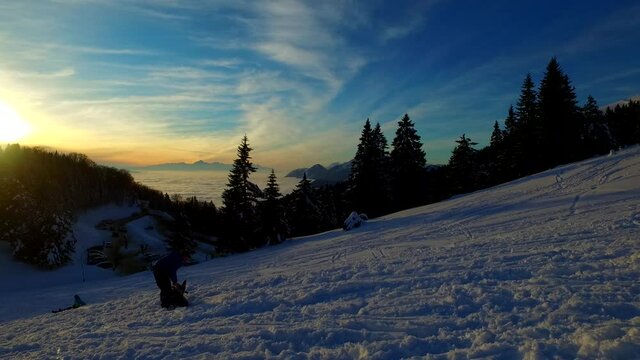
[1, 148, 640, 359]
[0, 204, 139, 293]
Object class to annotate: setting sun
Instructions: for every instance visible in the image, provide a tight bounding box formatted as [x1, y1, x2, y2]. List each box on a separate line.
[0, 100, 31, 142]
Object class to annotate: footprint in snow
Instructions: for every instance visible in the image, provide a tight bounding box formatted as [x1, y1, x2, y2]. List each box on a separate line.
[555, 174, 566, 189]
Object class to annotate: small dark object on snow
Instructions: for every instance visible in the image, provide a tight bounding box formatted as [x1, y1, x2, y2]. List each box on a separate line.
[52, 294, 86, 313]
[343, 211, 368, 231]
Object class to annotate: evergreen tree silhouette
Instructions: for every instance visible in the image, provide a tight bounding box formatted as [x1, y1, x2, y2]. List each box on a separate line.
[351, 118, 373, 181]
[349, 119, 391, 217]
[390, 113, 427, 210]
[371, 122, 392, 211]
[259, 169, 288, 245]
[538, 57, 581, 167]
[167, 212, 197, 256]
[490, 120, 504, 148]
[581, 95, 612, 156]
[372, 122, 388, 157]
[501, 105, 520, 179]
[504, 105, 517, 136]
[221, 135, 260, 252]
[288, 173, 321, 236]
[448, 134, 478, 193]
[316, 185, 341, 230]
[264, 169, 281, 202]
[515, 73, 543, 173]
[606, 100, 640, 148]
[488, 120, 506, 184]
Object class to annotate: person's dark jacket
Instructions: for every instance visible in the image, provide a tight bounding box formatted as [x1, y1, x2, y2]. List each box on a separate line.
[153, 252, 183, 284]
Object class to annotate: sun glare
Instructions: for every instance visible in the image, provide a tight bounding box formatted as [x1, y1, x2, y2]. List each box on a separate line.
[0, 100, 31, 142]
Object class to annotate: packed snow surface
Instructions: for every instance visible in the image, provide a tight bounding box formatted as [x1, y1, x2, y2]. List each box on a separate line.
[2, 148, 640, 359]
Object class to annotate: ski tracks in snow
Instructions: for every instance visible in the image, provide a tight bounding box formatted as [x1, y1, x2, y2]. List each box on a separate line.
[3, 147, 640, 359]
[331, 249, 348, 264]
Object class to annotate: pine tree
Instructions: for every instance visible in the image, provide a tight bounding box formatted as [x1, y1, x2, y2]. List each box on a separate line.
[372, 123, 389, 161]
[351, 118, 373, 181]
[538, 57, 581, 167]
[264, 169, 281, 201]
[515, 73, 543, 173]
[490, 120, 503, 148]
[220, 135, 260, 252]
[222, 135, 258, 217]
[515, 73, 539, 130]
[581, 95, 612, 156]
[503, 105, 517, 136]
[288, 173, 321, 236]
[488, 120, 506, 184]
[180, 196, 218, 235]
[371, 122, 392, 210]
[349, 119, 391, 217]
[0, 180, 76, 268]
[501, 105, 522, 179]
[167, 212, 197, 256]
[448, 134, 478, 193]
[259, 169, 288, 245]
[316, 185, 340, 230]
[390, 113, 427, 210]
[606, 100, 640, 147]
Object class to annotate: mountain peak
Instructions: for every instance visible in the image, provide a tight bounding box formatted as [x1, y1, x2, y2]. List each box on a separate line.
[285, 161, 350, 184]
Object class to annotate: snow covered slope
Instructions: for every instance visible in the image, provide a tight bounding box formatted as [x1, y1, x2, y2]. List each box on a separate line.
[2, 148, 640, 359]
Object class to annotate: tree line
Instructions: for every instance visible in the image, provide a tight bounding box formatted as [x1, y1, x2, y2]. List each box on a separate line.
[214, 57, 639, 253]
[0, 145, 136, 267]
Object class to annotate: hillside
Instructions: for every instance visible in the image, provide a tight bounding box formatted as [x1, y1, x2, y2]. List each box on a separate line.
[1, 147, 640, 359]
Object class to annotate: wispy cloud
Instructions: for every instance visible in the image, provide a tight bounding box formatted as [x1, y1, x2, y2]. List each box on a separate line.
[379, 0, 441, 42]
[0, 38, 159, 60]
[247, 1, 366, 87]
[0, 0, 637, 169]
[8, 67, 75, 79]
[199, 58, 244, 69]
[381, 14, 425, 43]
[54, 43, 160, 56]
[51, 0, 194, 21]
[179, 1, 375, 165]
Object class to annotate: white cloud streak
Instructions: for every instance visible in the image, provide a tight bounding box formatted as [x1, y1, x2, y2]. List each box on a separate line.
[7, 67, 76, 79]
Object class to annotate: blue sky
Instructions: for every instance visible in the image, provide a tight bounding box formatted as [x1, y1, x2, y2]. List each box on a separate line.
[0, 0, 638, 170]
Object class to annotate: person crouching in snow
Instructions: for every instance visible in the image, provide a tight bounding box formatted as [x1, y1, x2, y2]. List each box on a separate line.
[152, 251, 189, 308]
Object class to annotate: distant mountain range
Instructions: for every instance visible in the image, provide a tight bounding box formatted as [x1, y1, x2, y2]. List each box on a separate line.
[126, 160, 278, 172]
[126, 159, 442, 179]
[286, 161, 352, 184]
[285, 162, 445, 186]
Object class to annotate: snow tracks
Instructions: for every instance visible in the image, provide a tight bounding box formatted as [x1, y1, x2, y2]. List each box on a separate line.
[2, 148, 640, 359]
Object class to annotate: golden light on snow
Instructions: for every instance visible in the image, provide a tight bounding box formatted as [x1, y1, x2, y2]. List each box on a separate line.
[0, 100, 31, 142]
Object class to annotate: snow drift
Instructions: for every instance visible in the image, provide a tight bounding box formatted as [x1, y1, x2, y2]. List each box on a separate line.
[1, 147, 640, 359]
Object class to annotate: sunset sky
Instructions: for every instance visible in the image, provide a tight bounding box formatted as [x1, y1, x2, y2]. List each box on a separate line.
[0, 0, 638, 171]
